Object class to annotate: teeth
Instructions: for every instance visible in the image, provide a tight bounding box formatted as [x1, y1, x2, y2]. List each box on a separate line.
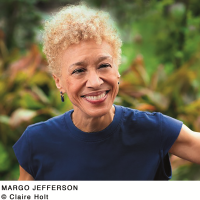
[85, 92, 106, 100]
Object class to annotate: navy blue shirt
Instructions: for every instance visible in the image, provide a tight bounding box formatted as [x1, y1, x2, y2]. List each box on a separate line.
[13, 105, 183, 180]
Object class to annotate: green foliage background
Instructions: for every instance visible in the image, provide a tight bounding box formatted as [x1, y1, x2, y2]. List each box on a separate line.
[0, 0, 200, 180]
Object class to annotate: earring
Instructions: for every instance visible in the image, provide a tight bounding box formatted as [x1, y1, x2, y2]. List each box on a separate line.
[60, 91, 64, 102]
[118, 81, 119, 85]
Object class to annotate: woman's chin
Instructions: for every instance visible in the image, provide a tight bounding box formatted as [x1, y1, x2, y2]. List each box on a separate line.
[84, 106, 112, 118]
[73, 103, 113, 119]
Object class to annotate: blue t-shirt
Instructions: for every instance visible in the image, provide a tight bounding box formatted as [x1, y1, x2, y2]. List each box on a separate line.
[13, 105, 183, 180]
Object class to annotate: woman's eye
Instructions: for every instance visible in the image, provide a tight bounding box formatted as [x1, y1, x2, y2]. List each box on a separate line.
[72, 68, 85, 74]
[99, 64, 111, 69]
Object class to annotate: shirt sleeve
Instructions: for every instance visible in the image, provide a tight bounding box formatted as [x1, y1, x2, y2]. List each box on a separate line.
[154, 113, 183, 180]
[160, 113, 183, 156]
[13, 127, 34, 177]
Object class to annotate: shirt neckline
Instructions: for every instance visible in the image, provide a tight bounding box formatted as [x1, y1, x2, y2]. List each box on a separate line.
[64, 105, 123, 142]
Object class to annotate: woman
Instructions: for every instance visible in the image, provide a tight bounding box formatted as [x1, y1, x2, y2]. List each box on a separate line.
[13, 4, 200, 180]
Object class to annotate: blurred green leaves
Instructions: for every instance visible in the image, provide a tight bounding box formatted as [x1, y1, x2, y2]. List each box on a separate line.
[0, 38, 73, 179]
[0, 142, 11, 172]
[0, 0, 200, 180]
[0, 0, 48, 50]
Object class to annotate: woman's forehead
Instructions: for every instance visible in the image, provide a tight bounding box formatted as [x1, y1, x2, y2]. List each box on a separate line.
[61, 40, 115, 64]
[65, 40, 113, 54]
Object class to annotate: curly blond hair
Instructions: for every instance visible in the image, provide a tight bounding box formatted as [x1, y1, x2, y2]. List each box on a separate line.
[43, 4, 122, 76]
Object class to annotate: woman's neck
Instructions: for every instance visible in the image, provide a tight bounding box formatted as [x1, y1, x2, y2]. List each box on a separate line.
[71, 105, 115, 132]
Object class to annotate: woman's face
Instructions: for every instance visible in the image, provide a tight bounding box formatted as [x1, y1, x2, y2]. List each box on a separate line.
[54, 40, 120, 118]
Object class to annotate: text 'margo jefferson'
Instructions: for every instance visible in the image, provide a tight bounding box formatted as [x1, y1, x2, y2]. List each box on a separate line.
[1, 185, 78, 191]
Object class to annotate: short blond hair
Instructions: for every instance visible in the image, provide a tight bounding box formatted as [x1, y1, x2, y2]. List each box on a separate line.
[43, 4, 122, 76]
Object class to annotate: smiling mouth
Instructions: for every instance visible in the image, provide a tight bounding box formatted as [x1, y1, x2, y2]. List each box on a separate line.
[81, 90, 110, 100]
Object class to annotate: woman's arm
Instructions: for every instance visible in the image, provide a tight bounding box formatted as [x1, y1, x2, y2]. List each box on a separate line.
[18, 165, 34, 180]
[169, 124, 200, 165]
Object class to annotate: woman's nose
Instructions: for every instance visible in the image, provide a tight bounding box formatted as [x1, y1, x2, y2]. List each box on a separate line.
[86, 71, 103, 88]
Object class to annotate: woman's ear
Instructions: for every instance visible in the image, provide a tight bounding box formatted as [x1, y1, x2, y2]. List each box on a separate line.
[117, 72, 121, 78]
[52, 74, 62, 90]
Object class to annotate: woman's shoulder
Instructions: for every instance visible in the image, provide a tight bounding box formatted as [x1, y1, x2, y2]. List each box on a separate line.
[28, 113, 65, 128]
[25, 110, 71, 137]
[120, 105, 182, 132]
[119, 105, 161, 121]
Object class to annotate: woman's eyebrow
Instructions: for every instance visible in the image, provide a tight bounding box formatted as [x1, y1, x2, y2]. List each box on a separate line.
[96, 56, 113, 63]
[69, 61, 86, 69]
[69, 56, 112, 69]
